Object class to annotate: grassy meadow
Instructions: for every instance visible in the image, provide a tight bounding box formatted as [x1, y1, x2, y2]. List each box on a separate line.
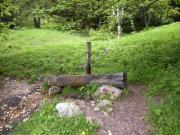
[1, 23, 180, 135]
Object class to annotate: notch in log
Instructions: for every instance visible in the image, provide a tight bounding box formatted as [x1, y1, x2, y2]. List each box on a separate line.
[86, 42, 91, 74]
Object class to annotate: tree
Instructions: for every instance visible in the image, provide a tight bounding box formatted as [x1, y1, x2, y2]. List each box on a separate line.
[167, 0, 180, 21]
[0, 0, 20, 31]
[1, 0, 178, 34]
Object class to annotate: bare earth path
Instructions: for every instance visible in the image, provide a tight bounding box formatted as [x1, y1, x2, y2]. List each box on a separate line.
[0, 77, 152, 135]
[0, 77, 41, 134]
[79, 85, 152, 135]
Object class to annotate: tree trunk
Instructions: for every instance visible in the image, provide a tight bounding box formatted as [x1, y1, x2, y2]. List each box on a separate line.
[37, 17, 41, 28]
[98, 17, 102, 28]
[117, 24, 123, 37]
[116, 6, 124, 37]
[166, 6, 170, 19]
[33, 17, 41, 28]
[144, 10, 147, 27]
[45, 73, 127, 89]
[145, 12, 151, 27]
[147, 12, 151, 27]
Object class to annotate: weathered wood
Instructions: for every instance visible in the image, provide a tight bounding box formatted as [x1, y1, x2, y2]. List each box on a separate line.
[46, 73, 127, 89]
[86, 42, 91, 74]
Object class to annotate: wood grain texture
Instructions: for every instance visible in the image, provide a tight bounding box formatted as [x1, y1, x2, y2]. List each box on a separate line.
[46, 73, 127, 89]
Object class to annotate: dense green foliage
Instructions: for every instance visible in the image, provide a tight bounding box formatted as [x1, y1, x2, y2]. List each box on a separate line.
[1, 0, 180, 34]
[0, 23, 179, 134]
[10, 99, 99, 135]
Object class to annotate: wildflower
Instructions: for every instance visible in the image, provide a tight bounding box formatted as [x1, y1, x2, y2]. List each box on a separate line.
[81, 131, 86, 135]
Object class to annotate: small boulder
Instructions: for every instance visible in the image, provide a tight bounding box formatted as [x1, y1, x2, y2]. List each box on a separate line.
[96, 99, 113, 113]
[97, 99, 112, 108]
[95, 85, 122, 100]
[48, 86, 62, 96]
[55, 102, 83, 117]
[94, 107, 100, 112]
[86, 116, 103, 126]
[23, 117, 30, 122]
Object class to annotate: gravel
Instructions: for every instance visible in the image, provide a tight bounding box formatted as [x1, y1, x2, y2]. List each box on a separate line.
[0, 77, 41, 135]
[78, 85, 153, 135]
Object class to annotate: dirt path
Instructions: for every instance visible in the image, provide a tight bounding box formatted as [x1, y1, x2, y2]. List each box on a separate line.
[0, 77, 152, 135]
[78, 85, 152, 135]
[0, 77, 41, 134]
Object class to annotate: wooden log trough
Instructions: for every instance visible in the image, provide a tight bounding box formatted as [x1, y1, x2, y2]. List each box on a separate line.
[45, 73, 127, 89]
[45, 42, 127, 89]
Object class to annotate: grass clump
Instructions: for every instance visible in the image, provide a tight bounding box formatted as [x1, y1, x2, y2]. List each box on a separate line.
[62, 84, 99, 99]
[41, 82, 50, 94]
[10, 99, 99, 135]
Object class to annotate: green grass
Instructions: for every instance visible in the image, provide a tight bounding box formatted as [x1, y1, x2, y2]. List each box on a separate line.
[62, 84, 99, 99]
[1, 23, 180, 134]
[0, 28, 87, 81]
[10, 99, 99, 135]
[0, 23, 179, 83]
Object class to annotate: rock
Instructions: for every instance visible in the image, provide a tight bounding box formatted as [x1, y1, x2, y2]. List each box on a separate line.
[95, 85, 122, 100]
[103, 112, 108, 116]
[96, 99, 113, 113]
[91, 101, 95, 106]
[107, 108, 113, 112]
[5, 77, 10, 81]
[4, 125, 12, 129]
[0, 126, 3, 131]
[55, 102, 83, 117]
[48, 86, 62, 96]
[86, 116, 103, 126]
[104, 48, 111, 53]
[108, 130, 112, 135]
[86, 116, 93, 123]
[94, 107, 100, 112]
[23, 117, 30, 122]
[97, 100, 111, 108]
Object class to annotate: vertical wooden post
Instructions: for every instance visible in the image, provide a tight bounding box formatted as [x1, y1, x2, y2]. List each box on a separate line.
[86, 42, 91, 74]
[123, 72, 128, 89]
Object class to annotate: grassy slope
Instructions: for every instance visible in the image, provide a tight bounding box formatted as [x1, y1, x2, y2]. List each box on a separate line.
[1, 23, 180, 134]
[0, 24, 179, 83]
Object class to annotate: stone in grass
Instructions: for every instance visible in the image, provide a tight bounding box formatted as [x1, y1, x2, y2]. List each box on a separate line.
[23, 117, 30, 122]
[55, 102, 83, 117]
[96, 99, 113, 113]
[86, 116, 103, 126]
[48, 86, 62, 96]
[97, 100, 112, 108]
[95, 85, 122, 100]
